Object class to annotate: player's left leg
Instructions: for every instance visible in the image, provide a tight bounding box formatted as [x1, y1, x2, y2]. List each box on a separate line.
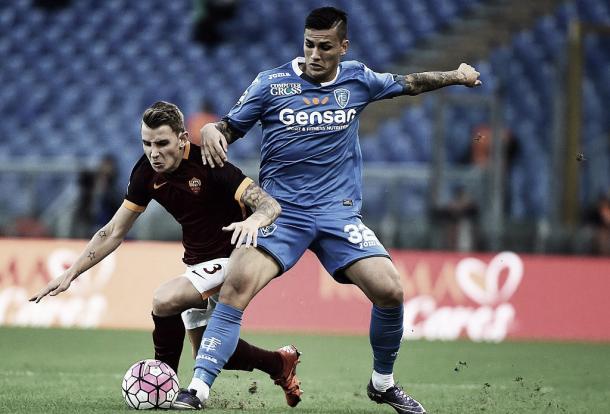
[152, 257, 229, 373]
[152, 276, 205, 373]
[345, 258, 425, 413]
[313, 214, 425, 414]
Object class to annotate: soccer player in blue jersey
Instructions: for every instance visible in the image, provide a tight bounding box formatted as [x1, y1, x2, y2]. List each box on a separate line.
[175, 7, 481, 413]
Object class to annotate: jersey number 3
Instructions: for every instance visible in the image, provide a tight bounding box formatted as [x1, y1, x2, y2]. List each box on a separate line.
[192, 264, 222, 279]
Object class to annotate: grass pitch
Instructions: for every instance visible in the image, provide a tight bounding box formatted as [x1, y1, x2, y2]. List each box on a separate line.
[0, 327, 608, 413]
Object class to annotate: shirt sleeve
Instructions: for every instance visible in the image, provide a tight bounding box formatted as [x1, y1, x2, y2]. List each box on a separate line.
[224, 73, 265, 135]
[362, 64, 405, 102]
[208, 161, 252, 201]
[123, 157, 152, 213]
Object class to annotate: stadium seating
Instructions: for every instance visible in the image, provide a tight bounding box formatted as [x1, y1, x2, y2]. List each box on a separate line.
[362, 0, 610, 219]
[0, 0, 608, 237]
[0, 0, 480, 222]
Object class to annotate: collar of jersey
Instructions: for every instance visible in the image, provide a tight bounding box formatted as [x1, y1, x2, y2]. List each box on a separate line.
[291, 57, 341, 87]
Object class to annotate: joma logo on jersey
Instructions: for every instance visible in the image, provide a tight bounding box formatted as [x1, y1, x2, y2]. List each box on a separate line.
[270, 83, 302, 96]
[279, 108, 357, 125]
[268, 72, 290, 80]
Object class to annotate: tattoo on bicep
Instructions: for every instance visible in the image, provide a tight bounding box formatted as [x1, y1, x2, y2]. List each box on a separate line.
[394, 75, 417, 95]
[395, 72, 459, 96]
[214, 121, 241, 144]
[88, 251, 96, 261]
[98, 230, 107, 239]
[241, 183, 281, 222]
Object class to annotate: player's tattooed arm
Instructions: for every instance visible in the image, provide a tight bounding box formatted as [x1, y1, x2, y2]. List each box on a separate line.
[200, 121, 245, 167]
[241, 182, 282, 227]
[396, 63, 481, 96]
[224, 182, 281, 248]
[29, 207, 140, 302]
[212, 120, 242, 145]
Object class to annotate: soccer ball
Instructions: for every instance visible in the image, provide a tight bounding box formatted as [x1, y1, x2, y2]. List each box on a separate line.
[121, 359, 180, 410]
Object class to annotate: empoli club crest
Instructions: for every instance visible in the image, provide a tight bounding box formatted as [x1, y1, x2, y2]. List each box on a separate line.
[333, 88, 350, 108]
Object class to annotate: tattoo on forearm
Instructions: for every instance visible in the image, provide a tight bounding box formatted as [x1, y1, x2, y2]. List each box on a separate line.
[241, 183, 281, 225]
[214, 121, 241, 144]
[88, 251, 96, 261]
[98, 230, 107, 239]
[395, 71, 461, 96]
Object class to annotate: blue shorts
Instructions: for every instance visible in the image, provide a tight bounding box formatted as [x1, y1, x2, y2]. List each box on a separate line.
[256, 206, 390, 284]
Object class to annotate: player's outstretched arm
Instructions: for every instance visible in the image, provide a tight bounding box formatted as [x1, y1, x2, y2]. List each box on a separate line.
[200, 121, 242, 168]
[29, 206, 140, 303]
[222, 182, 282, 248]
[398, 63, 482, 96]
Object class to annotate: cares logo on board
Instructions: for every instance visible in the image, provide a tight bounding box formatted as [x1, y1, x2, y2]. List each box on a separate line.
[404, 251, 524, 343]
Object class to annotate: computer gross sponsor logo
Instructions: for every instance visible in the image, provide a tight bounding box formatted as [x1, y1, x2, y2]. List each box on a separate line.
[403, 251, 523, 343]
[270, 83, 302, 96]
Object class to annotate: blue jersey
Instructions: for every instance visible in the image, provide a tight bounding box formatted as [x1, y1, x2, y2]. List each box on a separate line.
[225, 57, 405, 211]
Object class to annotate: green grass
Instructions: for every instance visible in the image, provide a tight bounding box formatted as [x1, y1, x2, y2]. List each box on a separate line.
[0, 327, 608, 413]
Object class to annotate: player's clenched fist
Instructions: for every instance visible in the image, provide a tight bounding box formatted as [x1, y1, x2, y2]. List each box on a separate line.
[457, 63, 482, 87]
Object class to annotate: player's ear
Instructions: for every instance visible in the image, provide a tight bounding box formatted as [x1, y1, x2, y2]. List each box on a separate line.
[179, 132, 188, 148]
[340, 39, 349, 56]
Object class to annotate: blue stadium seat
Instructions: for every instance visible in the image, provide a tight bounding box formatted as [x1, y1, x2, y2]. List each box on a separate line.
[2, 0, 608, 222]
[361, 179, 392, 219]
[359, 135, 385, 163]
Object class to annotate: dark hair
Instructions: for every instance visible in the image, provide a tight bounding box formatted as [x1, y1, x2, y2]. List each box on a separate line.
[305, 7, 348, 40]
[142, 101, 185, 135]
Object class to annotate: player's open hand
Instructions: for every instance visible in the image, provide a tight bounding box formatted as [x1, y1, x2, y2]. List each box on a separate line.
[457, 63, 482, 87]
[222, 215, 261, 249]
[222, 218, 261, 248]
[200, 123, 228, 168]
[29, 271, 77, 303]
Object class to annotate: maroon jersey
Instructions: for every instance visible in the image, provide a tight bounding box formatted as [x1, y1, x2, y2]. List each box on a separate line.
[122, 142, 253, 265]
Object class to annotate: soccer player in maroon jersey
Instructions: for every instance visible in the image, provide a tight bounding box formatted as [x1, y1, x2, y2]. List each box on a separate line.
[30, 101, 302, 407]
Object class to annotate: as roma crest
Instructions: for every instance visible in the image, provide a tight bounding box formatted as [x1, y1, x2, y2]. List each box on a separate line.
[188, 177, 202, 194]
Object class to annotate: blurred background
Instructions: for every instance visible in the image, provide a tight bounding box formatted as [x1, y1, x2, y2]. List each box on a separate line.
[1, 0, 609, 256]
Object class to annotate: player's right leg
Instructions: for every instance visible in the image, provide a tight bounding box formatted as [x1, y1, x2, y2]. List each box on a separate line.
[178, 208, 315, 409]
[182, 298, 303, 407]
[179, 247, 281, 408]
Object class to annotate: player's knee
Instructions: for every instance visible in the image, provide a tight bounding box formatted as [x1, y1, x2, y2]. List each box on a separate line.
[386, 284, 404, 306]
[373, 280, 404, 307]
[218, 275, 256, 306]
[152, 287, 181, 316]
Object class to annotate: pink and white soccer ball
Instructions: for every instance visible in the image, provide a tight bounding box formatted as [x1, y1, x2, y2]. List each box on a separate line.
[121, 359, 180, 410]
